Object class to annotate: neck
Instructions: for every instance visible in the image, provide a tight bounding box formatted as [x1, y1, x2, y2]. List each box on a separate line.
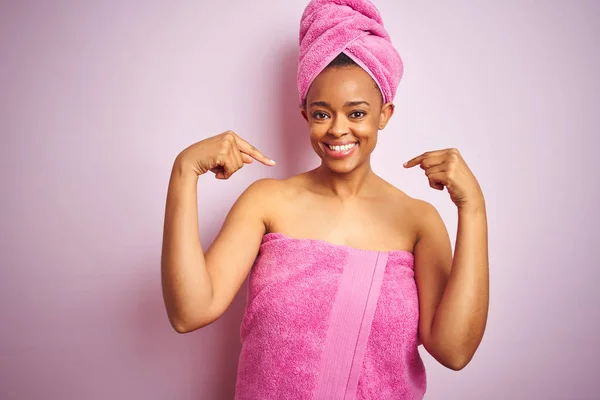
[312, 158, 376, 198]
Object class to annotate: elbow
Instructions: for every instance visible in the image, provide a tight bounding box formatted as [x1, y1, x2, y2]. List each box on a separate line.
[169, 317, 211, 334]
[443, 353, 472, 371]
[162, 293, 219, 334]
[429, 347, 472, 371]
[171, 320, 199, 334]
[423, 338, 474, 371]
[168, 312, 217, 334]
[443, 345, 477, 371]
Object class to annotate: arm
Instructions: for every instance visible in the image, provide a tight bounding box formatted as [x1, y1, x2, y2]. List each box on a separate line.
[414, 200, 489, 370]
[161, 131, 276, 334]
[161, 167, 273, 333]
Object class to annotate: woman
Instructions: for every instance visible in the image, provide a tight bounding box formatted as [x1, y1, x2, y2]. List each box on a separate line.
[161, 0, 489, 398]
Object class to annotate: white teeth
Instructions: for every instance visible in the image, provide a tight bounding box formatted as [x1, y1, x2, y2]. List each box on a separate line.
[328, 143, 356, 152]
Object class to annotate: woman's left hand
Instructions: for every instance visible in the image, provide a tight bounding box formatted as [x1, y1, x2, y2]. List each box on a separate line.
[404, 148, 484, 209]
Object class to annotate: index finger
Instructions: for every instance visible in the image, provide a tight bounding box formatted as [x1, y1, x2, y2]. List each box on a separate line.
[403, 149, 449, 168]
[233, 135, 276, 166]
[403, 153, 427, 168]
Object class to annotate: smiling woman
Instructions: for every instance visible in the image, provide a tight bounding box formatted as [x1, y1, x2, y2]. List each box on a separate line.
[302, 54, 394, 174]
[160, 0, 489, 399]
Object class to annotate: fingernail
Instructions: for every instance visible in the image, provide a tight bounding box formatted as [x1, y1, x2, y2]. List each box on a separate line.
[403, 162, 408, 167]
[270, 159, 276, 165]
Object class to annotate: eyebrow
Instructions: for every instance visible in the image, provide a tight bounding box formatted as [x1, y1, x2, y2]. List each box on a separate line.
[309, 100, 371, 108]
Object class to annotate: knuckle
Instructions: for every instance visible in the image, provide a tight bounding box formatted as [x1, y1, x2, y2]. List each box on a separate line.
[223, 131, 236, 142]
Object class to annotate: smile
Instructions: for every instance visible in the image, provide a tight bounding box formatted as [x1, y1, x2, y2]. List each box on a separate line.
[324, 142, 358, 159]
[326, 143, 357, 152]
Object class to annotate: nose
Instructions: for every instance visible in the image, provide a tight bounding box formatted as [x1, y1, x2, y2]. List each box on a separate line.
[328, 114, 349, 137]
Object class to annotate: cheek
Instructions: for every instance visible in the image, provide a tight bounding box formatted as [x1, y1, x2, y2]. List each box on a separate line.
[309, 122, 328, 140]
[308, 129, 324, 153]
[353, 118, 379, 140]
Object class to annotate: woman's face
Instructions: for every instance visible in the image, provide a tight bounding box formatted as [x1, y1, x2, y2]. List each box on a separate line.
[302, 65, 394, 174]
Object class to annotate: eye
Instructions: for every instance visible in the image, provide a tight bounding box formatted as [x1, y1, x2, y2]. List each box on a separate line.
[312, 111, 329, 120]
[350, 111, 366, 119]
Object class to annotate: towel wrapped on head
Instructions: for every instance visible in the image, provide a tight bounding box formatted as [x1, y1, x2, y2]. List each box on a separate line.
[297, 0, 404, 105]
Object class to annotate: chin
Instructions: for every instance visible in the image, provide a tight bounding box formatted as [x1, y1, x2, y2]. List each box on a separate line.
[323, 158, 360, 174]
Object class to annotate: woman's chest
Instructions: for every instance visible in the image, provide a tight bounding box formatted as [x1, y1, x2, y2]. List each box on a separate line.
[267, 196, 418, 253]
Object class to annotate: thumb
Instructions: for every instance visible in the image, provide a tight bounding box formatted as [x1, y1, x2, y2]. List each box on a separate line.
[242, 153, 254, 164]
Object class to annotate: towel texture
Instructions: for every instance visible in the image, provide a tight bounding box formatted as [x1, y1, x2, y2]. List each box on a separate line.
[297, 0, 404, 104]
[234, 233, 426, 400]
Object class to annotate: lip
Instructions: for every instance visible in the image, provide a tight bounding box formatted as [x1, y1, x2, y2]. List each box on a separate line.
[324, 141, 357, 146]
[323, 142, 358, 159]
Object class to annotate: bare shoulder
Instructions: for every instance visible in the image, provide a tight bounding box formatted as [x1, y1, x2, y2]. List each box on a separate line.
[375, 177, 424, 211]
[376, 177, 446, 236]
[235, 178, 281, 212]
[241, 177, 283, 199]
[404, 195, 450, 242]
[409, 197, 443, 223]
[241, 175, 305, 201]
[235, 175, 305, 218]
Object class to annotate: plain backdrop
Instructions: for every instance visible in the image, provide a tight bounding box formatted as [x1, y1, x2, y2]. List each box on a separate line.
[1, 1, 599, 399]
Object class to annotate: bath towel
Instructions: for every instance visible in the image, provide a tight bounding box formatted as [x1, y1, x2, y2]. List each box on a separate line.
[297, 0, 404, 104]
[234, 233, 426, 400]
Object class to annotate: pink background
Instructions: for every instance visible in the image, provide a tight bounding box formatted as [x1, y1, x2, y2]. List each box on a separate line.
[1, 1, 598, 399]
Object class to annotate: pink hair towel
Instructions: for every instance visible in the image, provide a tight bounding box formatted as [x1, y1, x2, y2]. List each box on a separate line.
[234, 233, 426, 399]
[297, 0, 404, 104]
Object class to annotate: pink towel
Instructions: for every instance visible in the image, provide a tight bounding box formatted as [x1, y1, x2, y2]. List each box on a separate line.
[234, 233, 426, 400]
[297, 0, 404, 104]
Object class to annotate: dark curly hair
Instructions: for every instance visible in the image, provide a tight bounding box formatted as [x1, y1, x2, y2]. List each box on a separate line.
[326, 52, 357, 68]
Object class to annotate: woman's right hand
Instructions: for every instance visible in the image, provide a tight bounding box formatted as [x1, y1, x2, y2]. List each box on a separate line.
[176, 131, 276, 179]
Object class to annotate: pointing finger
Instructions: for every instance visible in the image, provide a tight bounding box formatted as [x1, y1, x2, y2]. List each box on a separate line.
[420, 155, 446, 169]
[233, 135, 276, 166]
[404, 149, 450, 168]
[403, 154, 426, 168]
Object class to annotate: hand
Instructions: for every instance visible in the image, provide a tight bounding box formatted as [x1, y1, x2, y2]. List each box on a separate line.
[403, 148, 483, 209]
[177, 131, 276, 179]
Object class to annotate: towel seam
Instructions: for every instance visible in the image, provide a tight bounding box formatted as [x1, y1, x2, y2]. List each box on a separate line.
[342, 251, 380, 400]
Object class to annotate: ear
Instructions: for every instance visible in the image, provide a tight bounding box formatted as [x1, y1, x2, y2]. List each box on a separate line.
[300, 106, 308, 122]
[378, 102, 395, 130]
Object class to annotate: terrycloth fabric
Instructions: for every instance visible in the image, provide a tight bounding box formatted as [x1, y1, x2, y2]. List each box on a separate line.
[297, 0, 404, 104]
[234, 233, 426, 400]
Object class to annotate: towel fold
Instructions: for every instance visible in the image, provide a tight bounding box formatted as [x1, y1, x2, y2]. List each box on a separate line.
[297, 0, 404, 105]
[234, 233, 426, 400]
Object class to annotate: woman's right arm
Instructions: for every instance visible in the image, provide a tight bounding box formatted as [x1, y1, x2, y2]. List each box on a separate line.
[160, 131, 275, 333]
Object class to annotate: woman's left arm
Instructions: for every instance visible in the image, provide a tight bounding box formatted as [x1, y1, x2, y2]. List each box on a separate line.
[404, 148, 489, 371]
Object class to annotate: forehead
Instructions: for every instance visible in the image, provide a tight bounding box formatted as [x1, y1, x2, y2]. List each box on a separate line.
[306, 66, 381, 106]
